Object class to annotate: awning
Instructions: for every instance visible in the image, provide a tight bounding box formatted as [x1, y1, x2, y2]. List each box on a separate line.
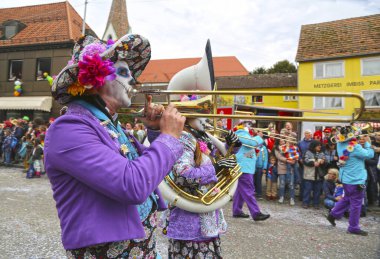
[0, 96, 53, 112]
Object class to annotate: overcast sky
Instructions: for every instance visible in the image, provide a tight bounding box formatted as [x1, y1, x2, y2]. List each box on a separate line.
[2, 0, 380, 71]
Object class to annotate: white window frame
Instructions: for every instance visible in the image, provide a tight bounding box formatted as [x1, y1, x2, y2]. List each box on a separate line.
[361, 90, 380, 108]
[313, 60, 345, 79]
[361, 57, 380, 76]
[313, 97, 344, 110]
[284, 95, 298, 101]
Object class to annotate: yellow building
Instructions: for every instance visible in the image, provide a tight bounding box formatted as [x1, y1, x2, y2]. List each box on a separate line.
[216, 73, 298, 129]
[296, 14, 380, 131]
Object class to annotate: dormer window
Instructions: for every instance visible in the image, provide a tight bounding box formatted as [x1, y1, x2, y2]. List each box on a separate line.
[1, 20, 26, 40]
[5, 24, 17, 38]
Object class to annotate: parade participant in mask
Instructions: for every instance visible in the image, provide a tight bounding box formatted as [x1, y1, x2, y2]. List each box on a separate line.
[232, 122, 270, 221]
[166, 118, 241, 258]
[160, 95, 241, 258]
[45, 34, 185, 258]
[326, 126, 374, 236]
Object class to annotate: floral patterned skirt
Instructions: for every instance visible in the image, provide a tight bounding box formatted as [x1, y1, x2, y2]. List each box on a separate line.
[66, 203, 158, 259]
[168, 237, 222, 259]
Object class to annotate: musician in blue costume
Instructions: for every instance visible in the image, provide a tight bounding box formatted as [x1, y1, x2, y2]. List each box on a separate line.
[232, 123, 270, 221]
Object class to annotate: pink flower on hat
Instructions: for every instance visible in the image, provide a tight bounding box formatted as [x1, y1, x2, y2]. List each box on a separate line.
[78, 54, 116, 89]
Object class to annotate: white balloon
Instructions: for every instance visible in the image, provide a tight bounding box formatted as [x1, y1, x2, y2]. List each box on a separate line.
[14, 80, 21, 86]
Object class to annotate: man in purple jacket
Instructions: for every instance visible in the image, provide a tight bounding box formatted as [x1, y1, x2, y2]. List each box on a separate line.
[46, 34, 185, 258]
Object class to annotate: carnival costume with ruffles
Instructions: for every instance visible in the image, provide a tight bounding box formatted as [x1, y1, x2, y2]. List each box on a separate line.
[160, 128, 228, 258]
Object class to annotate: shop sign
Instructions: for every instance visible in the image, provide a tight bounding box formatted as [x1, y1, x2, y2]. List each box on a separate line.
[313, 80, 380, 89]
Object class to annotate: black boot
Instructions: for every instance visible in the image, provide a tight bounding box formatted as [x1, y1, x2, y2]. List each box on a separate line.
[326, 214, 336, 227]
[347, 230, 368, 236]
[233, 212, 250, 218]
[253, 212, 270, 221]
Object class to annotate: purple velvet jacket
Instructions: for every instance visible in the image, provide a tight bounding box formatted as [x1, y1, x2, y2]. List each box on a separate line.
[44, 103, 183, 250]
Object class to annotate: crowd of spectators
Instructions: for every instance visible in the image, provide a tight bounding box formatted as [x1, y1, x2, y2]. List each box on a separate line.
[235, 121, 380, 213]
[2, 117, 379, 212]
[0, 116, 53, 178]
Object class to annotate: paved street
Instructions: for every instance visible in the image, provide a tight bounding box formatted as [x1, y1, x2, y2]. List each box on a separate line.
[1, 166, 379, 259]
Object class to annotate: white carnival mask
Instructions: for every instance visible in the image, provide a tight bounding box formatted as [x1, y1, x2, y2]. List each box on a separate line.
[104, 61, 136, 107]
[188, 118, 208, 132]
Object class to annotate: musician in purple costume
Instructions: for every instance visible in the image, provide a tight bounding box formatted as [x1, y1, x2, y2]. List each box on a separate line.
[160, 114, 241, 258]
[326, 126, 374, 236]
[45, 34, 185, 258]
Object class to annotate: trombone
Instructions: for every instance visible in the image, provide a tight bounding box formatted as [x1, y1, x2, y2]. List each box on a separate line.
[205, 125, 260, 149]
[209, 125, 297, 144]
[124, 89, 366, 123]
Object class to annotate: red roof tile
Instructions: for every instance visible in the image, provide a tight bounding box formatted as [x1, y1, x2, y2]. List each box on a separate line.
[296, 14, 380, 62]
[0, 1, 95, 48]
[139, 56, 249, 83]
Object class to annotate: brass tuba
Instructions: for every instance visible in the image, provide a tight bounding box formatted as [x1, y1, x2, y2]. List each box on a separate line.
[157, 40, 246, 213]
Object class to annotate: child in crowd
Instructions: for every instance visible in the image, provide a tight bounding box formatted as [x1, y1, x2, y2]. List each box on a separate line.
[17, 135, 29, 163]
[23, 134, 34, 170]
[266, 156, 278, 200]
[2, 129, 13, 166]
[281, 140, 300, 186]
[26, 138, 45, 178]
[273, 139, 295, 205]
[323, 168, 341, 210]
[333, 181, 344, 202]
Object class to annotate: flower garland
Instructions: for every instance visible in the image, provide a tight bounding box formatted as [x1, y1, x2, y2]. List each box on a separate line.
[338, 138, 357, 166]
[334, 131, 358, 143]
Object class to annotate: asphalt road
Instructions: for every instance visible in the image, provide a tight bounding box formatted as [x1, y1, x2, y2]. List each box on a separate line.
[1, 166, 379, 258]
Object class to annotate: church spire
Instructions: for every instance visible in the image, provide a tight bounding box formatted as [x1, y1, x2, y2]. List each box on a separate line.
[102, 0, 131, 41]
